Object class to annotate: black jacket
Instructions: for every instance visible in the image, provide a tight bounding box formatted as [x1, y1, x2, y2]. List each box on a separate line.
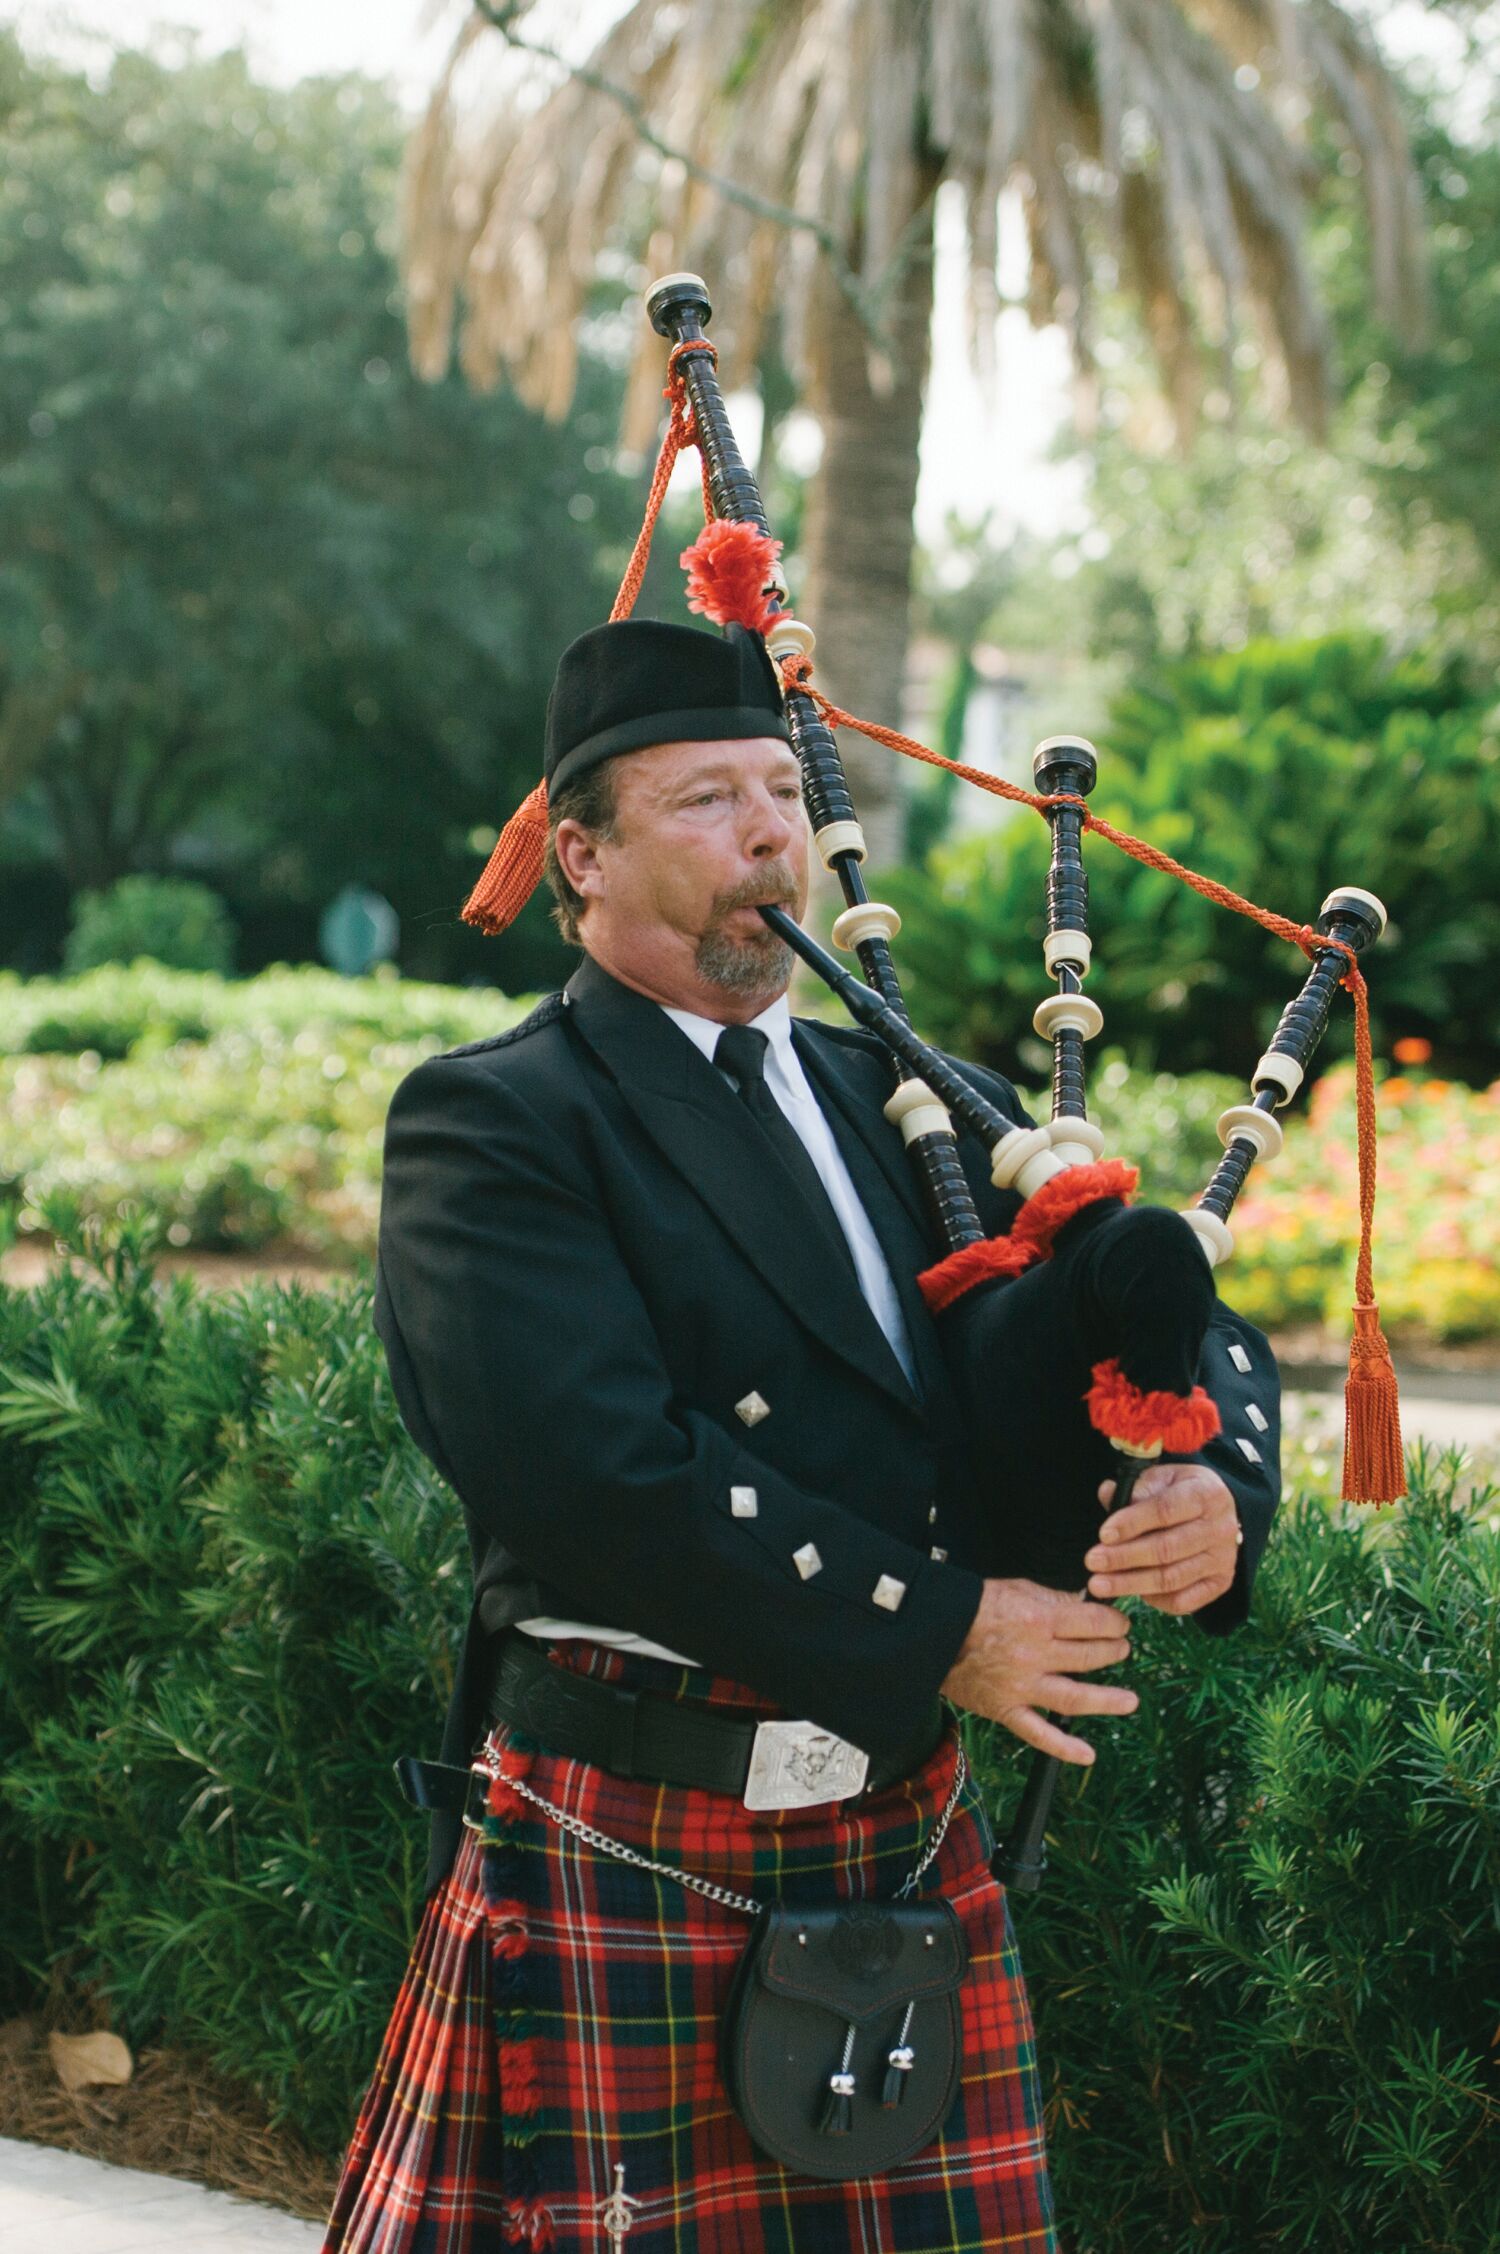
[374, 954, 1280, 1895]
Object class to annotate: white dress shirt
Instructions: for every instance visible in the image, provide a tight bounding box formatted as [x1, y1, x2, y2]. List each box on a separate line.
[515, 989, 919, 1666]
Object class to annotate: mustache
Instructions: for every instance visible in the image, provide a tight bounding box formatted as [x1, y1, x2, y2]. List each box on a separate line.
[708, 864, 800, 920]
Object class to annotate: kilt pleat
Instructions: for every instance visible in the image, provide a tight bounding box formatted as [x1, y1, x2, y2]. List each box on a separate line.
[321, 1638, 1058, 2253]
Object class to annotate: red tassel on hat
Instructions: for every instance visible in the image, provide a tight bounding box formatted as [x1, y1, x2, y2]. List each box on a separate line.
[461, 779, 549, 933]
[680, 519, 783, 636]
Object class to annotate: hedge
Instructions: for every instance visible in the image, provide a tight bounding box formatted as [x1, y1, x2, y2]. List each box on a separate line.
[1, 1208, 1495, 2248]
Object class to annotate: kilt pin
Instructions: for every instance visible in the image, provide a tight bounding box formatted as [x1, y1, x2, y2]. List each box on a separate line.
[319, 1635, 1058, 2253]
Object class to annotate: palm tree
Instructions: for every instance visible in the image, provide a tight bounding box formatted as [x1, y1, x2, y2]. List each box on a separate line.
[405, 0, 1424, 856]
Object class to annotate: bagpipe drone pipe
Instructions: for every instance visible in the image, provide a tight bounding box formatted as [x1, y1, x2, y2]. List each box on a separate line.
[461, 270, 1406, 1892]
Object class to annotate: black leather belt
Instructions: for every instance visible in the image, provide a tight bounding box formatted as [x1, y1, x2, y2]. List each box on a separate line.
[394, 1636, 945, 1827]
[492, 1635, 944, 1792]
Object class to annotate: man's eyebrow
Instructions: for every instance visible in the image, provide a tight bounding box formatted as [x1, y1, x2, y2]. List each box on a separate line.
[659, 758, 803, 794]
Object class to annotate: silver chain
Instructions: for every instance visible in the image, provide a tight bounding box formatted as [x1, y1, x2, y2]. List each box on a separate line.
[471, 1741, 969, 1917]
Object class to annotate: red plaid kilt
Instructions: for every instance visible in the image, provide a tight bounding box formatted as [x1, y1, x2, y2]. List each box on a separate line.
[320, 1637, 1058, 2252]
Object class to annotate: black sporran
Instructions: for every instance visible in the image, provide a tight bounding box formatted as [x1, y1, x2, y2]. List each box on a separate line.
[718, 1896, 968, 2180]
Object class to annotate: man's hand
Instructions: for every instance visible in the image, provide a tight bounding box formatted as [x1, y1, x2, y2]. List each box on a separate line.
[940, 1579, 1138, 1766]
[1085, 1462, 1241, 1616]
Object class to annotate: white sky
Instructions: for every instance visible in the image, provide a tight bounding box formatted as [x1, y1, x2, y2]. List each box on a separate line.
[14, 0, 1468, 553]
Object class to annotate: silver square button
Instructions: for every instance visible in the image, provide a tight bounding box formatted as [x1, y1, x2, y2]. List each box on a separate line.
[872, 1573, 907, 1612]
[735, 1391, 770, 1426]
[930, 1546, 948, 1563]
[1228, 1343, 1252, 1374]
[793, 1541, 822, 1579]
[730, 1486, 758, 1517]
[1236, 1435, 1262, 1463]
[1246, 1403, 1269, 1432]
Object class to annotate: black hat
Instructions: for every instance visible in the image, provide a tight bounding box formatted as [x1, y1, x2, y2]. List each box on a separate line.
[544, 619, 791, 798]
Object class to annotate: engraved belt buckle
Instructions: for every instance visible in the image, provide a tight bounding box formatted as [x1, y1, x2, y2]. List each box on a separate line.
[742, 1719, 870, 1810]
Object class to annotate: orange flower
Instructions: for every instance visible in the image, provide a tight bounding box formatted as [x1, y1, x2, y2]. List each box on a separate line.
[1393, 1036, 1432, 1065]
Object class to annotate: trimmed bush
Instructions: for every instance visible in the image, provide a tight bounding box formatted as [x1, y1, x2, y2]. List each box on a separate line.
[882, 634, 1500, 1086]
[63, 876, 237, 977]
[1, 1207, 1495, 2248]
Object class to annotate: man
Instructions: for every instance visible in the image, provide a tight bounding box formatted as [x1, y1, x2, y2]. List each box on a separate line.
[321, 616, 1278, 2254]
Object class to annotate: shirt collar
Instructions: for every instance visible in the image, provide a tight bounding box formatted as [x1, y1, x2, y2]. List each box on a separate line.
[660, 990, 794, 1068]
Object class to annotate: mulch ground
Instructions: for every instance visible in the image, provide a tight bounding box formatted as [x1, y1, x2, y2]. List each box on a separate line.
[0, 1980, 341, 2226]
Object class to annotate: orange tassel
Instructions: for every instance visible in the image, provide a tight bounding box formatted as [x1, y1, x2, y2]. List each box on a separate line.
[1342, 1302, 1406, 1503]
[462, 779, 549, 933]
[1338, 964, 1406, 1502]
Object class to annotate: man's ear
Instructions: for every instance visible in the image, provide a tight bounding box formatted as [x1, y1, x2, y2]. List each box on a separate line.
[554, 818, 608, 902]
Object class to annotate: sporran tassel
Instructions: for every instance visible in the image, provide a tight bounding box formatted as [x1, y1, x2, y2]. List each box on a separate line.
[882, 2001, 917, 2107]
[817, 2022, 858, 2135]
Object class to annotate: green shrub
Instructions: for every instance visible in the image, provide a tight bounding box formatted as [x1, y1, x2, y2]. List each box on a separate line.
[883, 634, 1500, 1085]
[0, 959, 519, 1060]
[1, 1207, 1495, 2239]
[0, 964, 528, 1258]
[0, 1204, 465, 2149]
[973, 1446, 1500, 2252]
[63, 876, 237, 977]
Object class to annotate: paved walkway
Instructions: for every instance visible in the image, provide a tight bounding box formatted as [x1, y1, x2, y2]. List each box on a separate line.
[0, 2138, 325, 2252]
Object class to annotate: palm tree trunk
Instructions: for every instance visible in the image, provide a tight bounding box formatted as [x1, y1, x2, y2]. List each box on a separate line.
[801, 184, 938, 871]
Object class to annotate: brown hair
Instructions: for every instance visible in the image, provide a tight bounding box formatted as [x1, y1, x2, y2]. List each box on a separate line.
[543, 756, 622, 945]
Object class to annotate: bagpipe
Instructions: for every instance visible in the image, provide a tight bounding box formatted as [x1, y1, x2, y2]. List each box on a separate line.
[462, 271, 1405, 1890]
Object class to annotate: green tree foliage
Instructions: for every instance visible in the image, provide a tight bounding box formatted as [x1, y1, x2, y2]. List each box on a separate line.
[63, 874, 235, 975]
[882, 634, 1500, 1084]
[0, 33, 636, 986]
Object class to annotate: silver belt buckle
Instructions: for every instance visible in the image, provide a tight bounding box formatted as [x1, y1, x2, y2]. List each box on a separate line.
[742, 1719, 870, 1810]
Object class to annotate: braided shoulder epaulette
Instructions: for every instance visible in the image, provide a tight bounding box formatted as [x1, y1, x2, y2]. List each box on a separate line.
[438, 991, 565, 1060]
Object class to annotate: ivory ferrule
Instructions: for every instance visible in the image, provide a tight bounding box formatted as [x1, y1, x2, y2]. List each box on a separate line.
[1216, 1104, 1284, 1161]
[1033, 993, 1104, 1042]
[832, 901, 901, 952]
[1181, 1207, 1235, 1266]
[1112, 1437, 1164, 1460]
[1044, 1117, 1106, 1164]
[1042, 929, 1093, 976]
[1252, 1051, 1304, 1105]
[813, 819, 867, 867]
[883, 1078, 953, 1146]
[990, 1125, 1068, 1197]
[766, 616, 815, 663]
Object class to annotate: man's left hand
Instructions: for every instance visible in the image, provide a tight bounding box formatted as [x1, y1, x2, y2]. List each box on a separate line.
[1083, 1463, 1241, 1616]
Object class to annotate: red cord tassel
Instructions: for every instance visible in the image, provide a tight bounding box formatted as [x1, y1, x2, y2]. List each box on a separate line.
[462, 780, 549, 933]
[1343, 1302, 1405, 1503]
[1339, 967, 1406, 1502]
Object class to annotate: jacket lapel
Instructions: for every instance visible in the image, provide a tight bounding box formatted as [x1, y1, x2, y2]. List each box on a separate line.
[563, 957, 920, 1412]
[791, 1024, 957, 1421]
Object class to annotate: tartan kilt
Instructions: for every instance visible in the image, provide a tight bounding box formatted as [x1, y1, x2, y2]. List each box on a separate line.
[320, 1636, 1058, 2253]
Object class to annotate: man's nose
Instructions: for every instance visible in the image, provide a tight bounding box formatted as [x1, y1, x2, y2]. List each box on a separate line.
[744, 784, 796, 856]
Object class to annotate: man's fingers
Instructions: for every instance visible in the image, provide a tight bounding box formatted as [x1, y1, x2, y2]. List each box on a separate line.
[1001, 1706, 1099, 1766]
[1149, 1576, 1230, 1615]
[1100, 1486, 1213, 1544]
[1087, 1549, 1223, 1598]
[1085, 1523, 1206, 1575]
[1036, 1676, 1140, 1718]
[1046, 1597, 1133, 1641]
[1043, 1633, 1133, 1671]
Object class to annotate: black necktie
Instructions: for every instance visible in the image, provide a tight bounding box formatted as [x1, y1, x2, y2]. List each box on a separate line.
[713, 1024, 858, 1276]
